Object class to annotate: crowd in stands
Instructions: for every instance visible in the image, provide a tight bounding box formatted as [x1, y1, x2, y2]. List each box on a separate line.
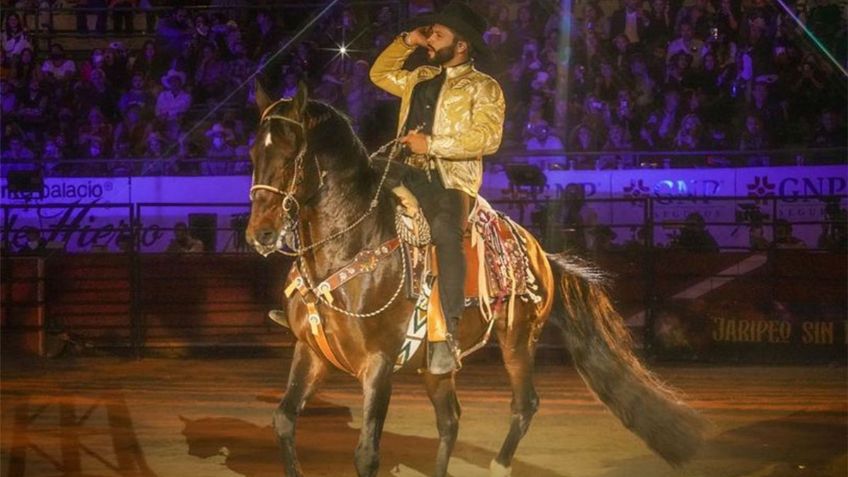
[1, 0, 846, 176]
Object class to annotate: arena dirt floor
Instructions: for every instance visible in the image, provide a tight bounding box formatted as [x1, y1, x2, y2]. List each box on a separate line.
[1, 354, 845, 477]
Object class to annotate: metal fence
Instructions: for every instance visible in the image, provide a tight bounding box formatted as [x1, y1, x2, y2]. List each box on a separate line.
[1, 194, 845, 360]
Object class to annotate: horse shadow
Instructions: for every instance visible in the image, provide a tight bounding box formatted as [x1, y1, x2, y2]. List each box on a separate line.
[595, 410, 848, 477]
[179, 397, 569, 477]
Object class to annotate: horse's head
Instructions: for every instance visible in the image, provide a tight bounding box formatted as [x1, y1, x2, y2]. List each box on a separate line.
[246, 80, 320, 256]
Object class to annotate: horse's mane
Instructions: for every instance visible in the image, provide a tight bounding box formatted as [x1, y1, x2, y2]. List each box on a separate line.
[301, 100, 395, 240]
[304, 101, 371, 173]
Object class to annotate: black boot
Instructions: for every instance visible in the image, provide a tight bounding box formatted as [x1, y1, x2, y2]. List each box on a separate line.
[428, 317, 462, 375]
[444, 316, 462, 369]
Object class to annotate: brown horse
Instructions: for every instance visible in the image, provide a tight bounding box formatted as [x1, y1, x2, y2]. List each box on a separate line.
[245, 84, 706, 477]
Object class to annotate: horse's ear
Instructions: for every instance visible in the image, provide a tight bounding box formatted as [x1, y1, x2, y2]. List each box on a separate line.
[255, 78, 274, 114]
[294, 81, 308, 118]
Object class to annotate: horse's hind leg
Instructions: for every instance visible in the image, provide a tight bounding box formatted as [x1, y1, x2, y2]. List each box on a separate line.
[354, 354, 393, 477]
[423, 372, 461, 477]
[274, 341, 328, 477]
[491, 319, 540, 476]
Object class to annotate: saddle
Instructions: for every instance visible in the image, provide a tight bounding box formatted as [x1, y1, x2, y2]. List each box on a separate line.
[281, 197, 545, 373]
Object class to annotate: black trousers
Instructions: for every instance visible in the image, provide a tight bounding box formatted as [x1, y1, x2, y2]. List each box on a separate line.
[376, 159, 471, 322]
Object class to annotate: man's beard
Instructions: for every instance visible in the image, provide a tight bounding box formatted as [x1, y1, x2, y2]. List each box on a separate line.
[426, 42, 457, 66]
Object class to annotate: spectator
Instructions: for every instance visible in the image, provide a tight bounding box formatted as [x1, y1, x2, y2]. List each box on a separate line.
[629, 55, 658, 107]
[1, 78, 17, 117]
[667, 22, 705, 68]
[16, 77, 48, 138]
[156, 7, 192, 58]
[656, 88, 682, 147]
[568, 123, 597, 169]
[78, 107, 114, 156]
[817, 208, 848, 253]
[343, 60, 375, 133]
[810, 110, 846, 149]
[610, 34, 632, 71]
[576, 4, 609, 42]
[41, 137, 65, 172]
[2, 136, 37, 173]
[790, 57, 827, 122]
[194, 43, 228, 103]
[598, 124, 635, 169]
[17, 227, 48, 255]
[155, 69, 191, 128]
[569, 63, 593, 102]
[644, 0, 673, 46]
[672, 212, 719, 252]
[40, 44, 77, 84]
[11, 47, 39, 89]
[227, 40, 254, 89]
[246, 11, 282, 61]
[141, 130, 177, 175]
[101, 46, 130, 89]
[166, 222, 204, 253]
[2, 13, 32, 58]
[611, 90, 638, 139]
[78, 48, 105, 83]
[192, 13, 212, 44]
[113, 105, 147, 158]
[637, 111, 663, 151]
[132, 40, 167, 81]
[772, 219, 806, 249]
[525, 122, 563, 167]
[609, 0, 651, 46]
[201, 122, 237, 175]
[675, 0, 711, 39]
[665, 51, 696, 90]
[595, 59, 622, 102]
[748, 222, 770, 251]
[82, 135, 108, 175]
[119, 72, 154, 114]
[713, 0, 740, 38]
[743, 81, 784, 139]
[279, 68, 300, 99]
[75, 67, 119, 119]
[739, 114, 770, 166]
[673, 113, 703, 152]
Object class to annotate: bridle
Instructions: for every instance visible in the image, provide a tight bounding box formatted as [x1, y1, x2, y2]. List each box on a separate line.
[247, 98, 401, 257]
[247, 97, 408, 318]
[249, 98, 311, 217]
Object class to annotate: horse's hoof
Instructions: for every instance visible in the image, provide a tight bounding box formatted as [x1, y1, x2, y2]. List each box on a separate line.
[490, 459, 511, 477]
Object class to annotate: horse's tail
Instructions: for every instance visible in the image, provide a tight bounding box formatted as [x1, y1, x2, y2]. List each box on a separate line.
[546, 253, 706, 466]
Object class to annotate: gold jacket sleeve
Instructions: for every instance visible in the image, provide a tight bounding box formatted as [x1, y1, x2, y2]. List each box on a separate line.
[428, 78, 505, 159]
[368, 36, 416, 98]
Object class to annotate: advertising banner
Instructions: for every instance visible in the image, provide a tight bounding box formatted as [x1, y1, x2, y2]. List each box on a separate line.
[2, 167, 845, 253]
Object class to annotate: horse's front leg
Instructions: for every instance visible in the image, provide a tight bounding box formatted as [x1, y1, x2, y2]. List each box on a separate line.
[274, 341, 328, 477]
[354, 353, 393, 477]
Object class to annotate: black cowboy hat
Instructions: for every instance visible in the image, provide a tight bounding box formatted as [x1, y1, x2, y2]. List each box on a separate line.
[407, 1, 490, 59]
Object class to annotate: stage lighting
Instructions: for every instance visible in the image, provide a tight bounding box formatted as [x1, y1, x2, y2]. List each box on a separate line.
[336, 43, 349, 57]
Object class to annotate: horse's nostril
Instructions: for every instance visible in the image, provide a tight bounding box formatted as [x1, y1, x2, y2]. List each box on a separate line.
[257, 229, 277, 246]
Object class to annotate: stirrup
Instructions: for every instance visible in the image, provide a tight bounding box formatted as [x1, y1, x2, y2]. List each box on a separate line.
[445, 333, 463, 371]
[268, 309, 289, 328]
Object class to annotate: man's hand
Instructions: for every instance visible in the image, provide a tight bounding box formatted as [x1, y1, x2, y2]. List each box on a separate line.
[404, 26, 430, 48]
[400, 131, 429, 154]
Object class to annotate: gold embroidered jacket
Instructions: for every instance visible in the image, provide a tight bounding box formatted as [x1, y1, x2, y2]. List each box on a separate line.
[369, 36, 506, 197]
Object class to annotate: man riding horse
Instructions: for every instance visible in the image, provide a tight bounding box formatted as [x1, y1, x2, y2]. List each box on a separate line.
[370, 2, 505, 373]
